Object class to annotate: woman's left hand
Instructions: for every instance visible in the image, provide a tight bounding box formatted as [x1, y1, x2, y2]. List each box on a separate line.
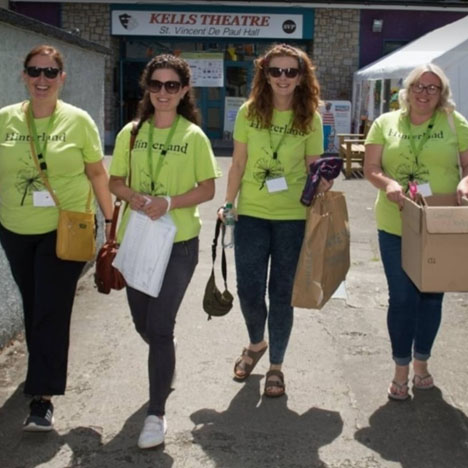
[456, 176, 468, 205]
[317, 177, 334, 193]
[142, 196, 169, 220]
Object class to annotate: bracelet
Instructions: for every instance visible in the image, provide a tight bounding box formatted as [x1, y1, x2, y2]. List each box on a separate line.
[162, 195, 172, 213]
[104, 219, 112, 224]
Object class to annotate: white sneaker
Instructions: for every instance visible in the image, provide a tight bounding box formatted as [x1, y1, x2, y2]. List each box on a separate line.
[138, 415, 167, 449]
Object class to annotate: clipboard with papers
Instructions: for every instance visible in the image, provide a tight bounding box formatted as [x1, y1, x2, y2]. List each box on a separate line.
[113, 210, 177, 297]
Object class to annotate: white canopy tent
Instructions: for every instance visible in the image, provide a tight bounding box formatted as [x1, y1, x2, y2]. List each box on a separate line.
[353, 15, 468, 131]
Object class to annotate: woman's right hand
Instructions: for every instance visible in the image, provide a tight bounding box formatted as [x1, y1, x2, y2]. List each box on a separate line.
[217, 203, 237, 223]
[385, 180, 405, 209]
[129, 192, 149, 211]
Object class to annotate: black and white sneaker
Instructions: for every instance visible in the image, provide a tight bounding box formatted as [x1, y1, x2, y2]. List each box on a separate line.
[23, 398, 54, 432]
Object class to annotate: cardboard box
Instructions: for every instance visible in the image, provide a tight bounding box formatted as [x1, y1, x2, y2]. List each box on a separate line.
[402, 194, 468, 292]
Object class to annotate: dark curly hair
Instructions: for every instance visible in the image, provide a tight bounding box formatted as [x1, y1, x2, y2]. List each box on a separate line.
[134, 54, 200, 133]
[247, 44, 321, 133]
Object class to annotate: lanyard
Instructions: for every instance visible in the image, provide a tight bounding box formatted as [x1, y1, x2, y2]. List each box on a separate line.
[27, 102, 56, 173]
[269, 115, 292, 160]
[406, 113, 436, 165]
[147, 115, 179, 192]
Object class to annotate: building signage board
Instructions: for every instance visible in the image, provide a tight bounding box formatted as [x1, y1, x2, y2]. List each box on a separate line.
[112, 10, 303, 39]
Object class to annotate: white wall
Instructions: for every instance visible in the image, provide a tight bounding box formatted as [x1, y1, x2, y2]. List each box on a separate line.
[0, 22, 106, 141]
[0, 20, 107, 348]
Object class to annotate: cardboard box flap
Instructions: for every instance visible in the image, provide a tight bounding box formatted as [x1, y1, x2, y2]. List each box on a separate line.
[425, 206, 468, 233]
[402, 197, 421, 234]
[425, 193, 458, 207]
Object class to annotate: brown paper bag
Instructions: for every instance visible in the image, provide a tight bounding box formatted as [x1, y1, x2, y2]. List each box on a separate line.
[292, 191, 350, 309]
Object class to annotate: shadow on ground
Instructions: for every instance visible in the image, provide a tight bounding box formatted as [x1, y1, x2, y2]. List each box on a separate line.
[0, 387, 174, 468]
[190, 375, 343, 468]
[355, 386, 468, 468]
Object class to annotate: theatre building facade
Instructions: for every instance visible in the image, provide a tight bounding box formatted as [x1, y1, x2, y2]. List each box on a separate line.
[10, 1, 468, 145]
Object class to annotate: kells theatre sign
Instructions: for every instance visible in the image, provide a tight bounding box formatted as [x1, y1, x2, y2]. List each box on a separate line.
[112, 10, 303, 39]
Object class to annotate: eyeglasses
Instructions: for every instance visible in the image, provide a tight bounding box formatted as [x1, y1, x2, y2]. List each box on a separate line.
[25, 66, 61, 79]
[267, 67, 300, 79]
[147, 80, 182, 94]
[411, 83, 441, 95]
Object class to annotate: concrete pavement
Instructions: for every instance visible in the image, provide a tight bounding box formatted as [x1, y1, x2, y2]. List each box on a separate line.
[1, 156, 468, 468]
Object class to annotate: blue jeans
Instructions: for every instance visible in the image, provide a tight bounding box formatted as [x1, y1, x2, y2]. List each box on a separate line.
[378, 230, 443, 366]
[234, 215, 305, 365]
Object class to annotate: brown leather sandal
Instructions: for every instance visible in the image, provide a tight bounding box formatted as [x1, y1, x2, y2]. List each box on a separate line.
[264, 369, 285, 398]
[233, 345, 268, 381]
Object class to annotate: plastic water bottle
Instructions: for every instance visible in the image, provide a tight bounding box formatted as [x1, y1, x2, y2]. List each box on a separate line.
[223, 203, 235, 249]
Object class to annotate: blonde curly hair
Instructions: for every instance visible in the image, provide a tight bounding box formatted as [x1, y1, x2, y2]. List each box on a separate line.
[398, 63, 456, 115]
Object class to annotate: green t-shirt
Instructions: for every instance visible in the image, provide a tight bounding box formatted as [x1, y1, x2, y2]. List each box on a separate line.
[233, 103, 323, 220]
[365, 109, 468, 235]
[0, 100, 103, 234]
[110, 117, 220, 243]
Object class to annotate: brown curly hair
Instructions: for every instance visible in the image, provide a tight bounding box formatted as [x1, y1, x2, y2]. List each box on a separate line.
[134, 54, 200, 133]
[246, 44, 321, 133]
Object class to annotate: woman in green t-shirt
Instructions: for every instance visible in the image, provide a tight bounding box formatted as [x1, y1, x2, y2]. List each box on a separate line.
[220, 44, 330, 398]
[364, 64, 468, 400]
[0, 45, 113, 430]
[109, 54, 218, 449]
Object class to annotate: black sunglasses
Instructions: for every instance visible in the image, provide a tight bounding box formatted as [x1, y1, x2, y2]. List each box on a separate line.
[267, 67, 300, 79]
[147, 80, 182, 94]
[25, 66, 61, 79]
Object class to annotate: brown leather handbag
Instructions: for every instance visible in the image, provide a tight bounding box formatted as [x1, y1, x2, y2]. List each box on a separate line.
[94, 199, 126, 294]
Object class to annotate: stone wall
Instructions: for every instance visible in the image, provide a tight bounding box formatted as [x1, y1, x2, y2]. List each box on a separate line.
[62, 3, 119, 146]
[313, 9, 360, 101]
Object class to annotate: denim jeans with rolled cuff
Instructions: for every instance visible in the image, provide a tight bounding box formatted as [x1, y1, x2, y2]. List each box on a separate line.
[234, 215, 305, 365]
[378, 230, 444, 366]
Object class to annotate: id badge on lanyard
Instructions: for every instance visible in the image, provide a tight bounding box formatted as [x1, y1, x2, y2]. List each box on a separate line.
[267, 117, 291, 193]
[266, 176, 288, 193]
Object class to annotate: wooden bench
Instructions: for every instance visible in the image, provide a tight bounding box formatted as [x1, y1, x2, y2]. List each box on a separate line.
[337, 120, 371, 179]
[338, 136, 365, 179]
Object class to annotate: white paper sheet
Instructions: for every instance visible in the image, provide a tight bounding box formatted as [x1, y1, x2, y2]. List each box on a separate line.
[113, 210, 177, 297]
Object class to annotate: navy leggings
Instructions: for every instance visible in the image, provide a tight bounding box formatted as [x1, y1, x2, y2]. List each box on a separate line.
[234, 215, 305, 365]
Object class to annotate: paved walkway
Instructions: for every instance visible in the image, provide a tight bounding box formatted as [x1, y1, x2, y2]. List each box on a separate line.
[1, 157, 468, 468]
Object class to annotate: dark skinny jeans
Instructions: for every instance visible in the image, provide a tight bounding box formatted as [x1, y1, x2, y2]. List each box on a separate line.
[126, 237, 198, 417]
[0, 223, 85, 396]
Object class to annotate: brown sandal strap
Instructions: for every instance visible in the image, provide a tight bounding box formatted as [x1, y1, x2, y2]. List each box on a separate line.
[264, 370, 285, 397]
[233, 346, 268, 380]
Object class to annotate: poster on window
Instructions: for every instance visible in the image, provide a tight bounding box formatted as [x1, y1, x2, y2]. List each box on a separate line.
[319, 101, 351, 154]
[224, 97, 246, 139]
[182, 53, 223, 87]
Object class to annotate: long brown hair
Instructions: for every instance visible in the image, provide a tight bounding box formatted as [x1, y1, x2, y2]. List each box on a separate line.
[134, 54, 200, 133]
[247, 44, 321, 133]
